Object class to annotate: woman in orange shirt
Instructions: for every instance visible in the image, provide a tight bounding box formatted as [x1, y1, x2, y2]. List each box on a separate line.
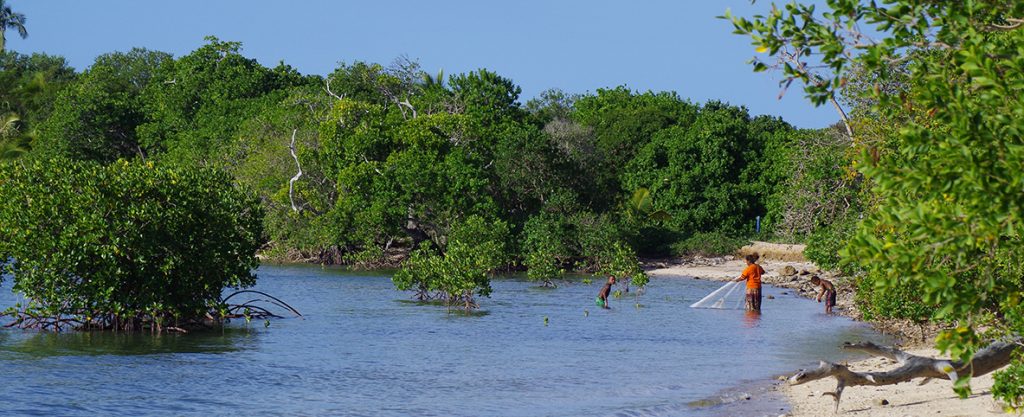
[733, 253, 765, 311]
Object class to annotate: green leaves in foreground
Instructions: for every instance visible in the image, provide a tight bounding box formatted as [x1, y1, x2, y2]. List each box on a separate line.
[0, 158, 265, 330]
[727, 0, 1024, 405]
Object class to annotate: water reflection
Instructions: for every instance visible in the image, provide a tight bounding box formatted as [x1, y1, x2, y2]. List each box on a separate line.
[742, 310, 762, 328]
[0, 326, 259, 358]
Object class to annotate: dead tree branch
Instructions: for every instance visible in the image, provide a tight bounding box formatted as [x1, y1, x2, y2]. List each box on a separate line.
[398, 98, 418, 119]
[287, 129, 303, 212]
[324, 77, 344, 100]
[788, 340, 1019, 413]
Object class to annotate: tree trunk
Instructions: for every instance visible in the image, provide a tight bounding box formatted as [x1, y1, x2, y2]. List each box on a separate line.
[789, 340, 1019, 413]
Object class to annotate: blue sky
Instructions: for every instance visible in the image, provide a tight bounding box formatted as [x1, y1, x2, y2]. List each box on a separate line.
[6, 0, 837, 128]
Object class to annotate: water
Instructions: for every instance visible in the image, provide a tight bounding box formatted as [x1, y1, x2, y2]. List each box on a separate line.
[0, 265, 889, 416]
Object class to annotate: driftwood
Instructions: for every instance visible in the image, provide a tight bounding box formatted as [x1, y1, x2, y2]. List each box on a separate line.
[789, 340, 1019, 413]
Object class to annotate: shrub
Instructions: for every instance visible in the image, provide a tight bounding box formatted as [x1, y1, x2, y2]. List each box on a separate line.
[522, 213, 572, 287]
[671, 231, 747, 257]
[392, 215, 509, 309]
[0, 158, 265, 331]
[803, 214, 859, 273]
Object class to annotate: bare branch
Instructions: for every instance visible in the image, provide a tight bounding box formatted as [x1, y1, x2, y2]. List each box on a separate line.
[324, 77, 344, 100]
[398, 98, 418, 119]
[362, 154, 384, 176]
[988, 18, 1024, 31]
[287, 129, 303, 212]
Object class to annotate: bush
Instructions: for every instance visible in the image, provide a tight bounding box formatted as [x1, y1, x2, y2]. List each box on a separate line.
[804, 214, 859, 273]
[596, 241, 648, 289]
[522, 213, 572, 286]
[994, 359, 1024, 412]
[0, 158, 265, 331]
[570, 211, 622, 270]
[854, 274, 934, 322]
[671, 231, 747, 257]
[392, 215, 510, 309]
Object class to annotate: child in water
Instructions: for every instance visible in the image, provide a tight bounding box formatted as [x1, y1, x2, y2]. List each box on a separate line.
[596, 276, 616, 309]
[733, 254, 764, 311]
[810, 276, 836, 314]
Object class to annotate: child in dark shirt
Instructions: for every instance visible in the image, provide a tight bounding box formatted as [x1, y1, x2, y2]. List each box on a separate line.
[810, 275, 836, 314]
[596, 276, 616, 309]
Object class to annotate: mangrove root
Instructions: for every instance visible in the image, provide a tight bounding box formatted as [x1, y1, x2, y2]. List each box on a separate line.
[222, 289, 304, 319]
[788, 340, 1019, 413]
[2, 290, 302, 332]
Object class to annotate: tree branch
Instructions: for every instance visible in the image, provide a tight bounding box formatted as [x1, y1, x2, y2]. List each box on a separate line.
[324, 77, 344, 100]
[287, 129, 303, 212]
[788, 340, 1019, 413]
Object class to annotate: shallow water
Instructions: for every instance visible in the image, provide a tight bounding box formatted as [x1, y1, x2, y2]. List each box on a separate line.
[1, 265, 888, 416]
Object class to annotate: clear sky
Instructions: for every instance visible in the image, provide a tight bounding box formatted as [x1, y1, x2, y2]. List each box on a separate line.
[5, 0, 837, 129]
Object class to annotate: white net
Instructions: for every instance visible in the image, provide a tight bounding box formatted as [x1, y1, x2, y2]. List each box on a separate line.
[689, 281, 745, 309]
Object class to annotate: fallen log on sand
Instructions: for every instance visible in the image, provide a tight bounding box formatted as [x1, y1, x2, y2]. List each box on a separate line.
[788, 340, 1019, 413]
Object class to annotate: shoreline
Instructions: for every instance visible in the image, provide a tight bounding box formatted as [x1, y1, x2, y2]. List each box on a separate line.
[646, 242, 1004, 417]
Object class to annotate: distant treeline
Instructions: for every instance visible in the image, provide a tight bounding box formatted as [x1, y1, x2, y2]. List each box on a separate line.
[0, 37, 855, 277]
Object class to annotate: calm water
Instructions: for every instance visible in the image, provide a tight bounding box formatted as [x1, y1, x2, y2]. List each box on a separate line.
[1, 265, 888, 416]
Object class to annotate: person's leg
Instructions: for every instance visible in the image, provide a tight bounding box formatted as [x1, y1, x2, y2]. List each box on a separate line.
[753, 288, 762, 311]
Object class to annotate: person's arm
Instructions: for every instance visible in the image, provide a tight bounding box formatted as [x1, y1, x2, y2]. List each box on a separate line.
[735, 268, 748, 282]
[816, 285, 825, 302]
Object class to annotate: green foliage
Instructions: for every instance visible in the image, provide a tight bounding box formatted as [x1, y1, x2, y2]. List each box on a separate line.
[392, 216, 509, 309]
[138, 36, 309, 165]
[0, 51, 76, 126]
[853, 274, 933, 323]
[449, 68, 523, 124]
[803, 213, 858, 273]
[730, 0, 1024, 403]
[623, 188, 671, 223]
[37, 48, 171, 162]
[993, 359, 1024, 412]
[0, 50, 75, 160]
[671, 231, 747, 257]
[0, 112, 31, 159]
[522, 213, 572, 286]
[573, 87, 698, 209]
[595, 241, 647, 290]
[0, 158, 264, 330]
[623, 102, 788, 238]
[765, 127, 861, 240]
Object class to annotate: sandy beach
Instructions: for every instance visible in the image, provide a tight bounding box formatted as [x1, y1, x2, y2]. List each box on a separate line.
[646, 242, 1008, 417]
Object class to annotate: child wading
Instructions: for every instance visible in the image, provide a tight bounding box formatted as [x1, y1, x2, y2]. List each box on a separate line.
[810, 275, 836, 314]
[733, 254, 764, 311]
[596, 276, 615, 309]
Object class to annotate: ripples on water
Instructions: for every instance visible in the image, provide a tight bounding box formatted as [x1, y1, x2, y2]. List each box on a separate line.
[1, 265, 889, 416]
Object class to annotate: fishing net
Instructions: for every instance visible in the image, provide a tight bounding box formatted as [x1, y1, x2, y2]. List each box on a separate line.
[689, 281, 745, 309]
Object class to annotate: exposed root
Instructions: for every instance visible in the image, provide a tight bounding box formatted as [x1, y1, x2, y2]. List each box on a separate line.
[1, 290, 302, 332]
